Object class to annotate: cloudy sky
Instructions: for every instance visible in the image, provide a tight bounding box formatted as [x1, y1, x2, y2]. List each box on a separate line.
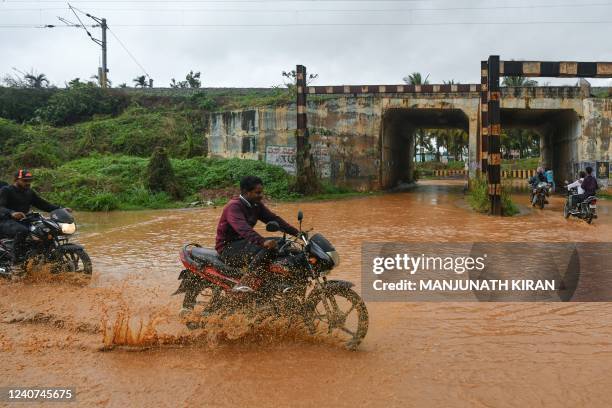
[1, 0, 612, 88]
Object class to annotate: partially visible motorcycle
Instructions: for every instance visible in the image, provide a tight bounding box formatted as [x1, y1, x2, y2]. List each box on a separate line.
[563, 187, 598, 224]
[174, 211, 369, 350]
[0, 208, 92, 278]
[530, 181, 552, 209]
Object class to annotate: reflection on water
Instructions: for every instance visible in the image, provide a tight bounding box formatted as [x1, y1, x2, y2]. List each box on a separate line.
[1, 179, 611, 407]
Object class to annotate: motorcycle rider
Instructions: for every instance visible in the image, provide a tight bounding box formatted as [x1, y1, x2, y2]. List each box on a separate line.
[566, 170, 586, 210]
[0, 169, 67, 275]
[529, 167, 548, 206]
[581, 166, 599, 199]
[215, 175, 299, 293]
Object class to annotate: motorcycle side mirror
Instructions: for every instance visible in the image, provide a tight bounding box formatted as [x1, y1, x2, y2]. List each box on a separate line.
[297, 210, 303, 222]
[266, 221, 281, 232]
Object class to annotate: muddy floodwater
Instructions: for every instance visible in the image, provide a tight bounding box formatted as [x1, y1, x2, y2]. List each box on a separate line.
[1, 180, 611, 407]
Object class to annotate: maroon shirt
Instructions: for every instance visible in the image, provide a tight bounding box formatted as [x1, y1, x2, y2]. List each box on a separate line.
[215, 196, 299, 253]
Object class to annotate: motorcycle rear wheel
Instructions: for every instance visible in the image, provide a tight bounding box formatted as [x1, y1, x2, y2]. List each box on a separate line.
[183, 286, 223, 330]
[305, 286, 369, 350]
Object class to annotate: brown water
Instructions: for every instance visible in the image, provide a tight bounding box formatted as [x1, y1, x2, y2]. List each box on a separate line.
[1, 180, 611, 407]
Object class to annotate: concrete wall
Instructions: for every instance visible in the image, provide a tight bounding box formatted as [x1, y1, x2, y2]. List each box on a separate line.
[203, 88, 611, 190]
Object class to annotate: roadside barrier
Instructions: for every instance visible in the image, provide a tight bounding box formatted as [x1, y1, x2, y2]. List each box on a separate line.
[431, 169, 537, 178]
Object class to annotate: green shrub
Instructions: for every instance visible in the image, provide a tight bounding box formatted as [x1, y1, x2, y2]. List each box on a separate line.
[467, 176, 518, 216]
[83, 193, 120, 211]
[35, 84, 129, 126]
[0, 87, 55, 123]
[146, 147, 183, 199]
[467, 176, 490, 213]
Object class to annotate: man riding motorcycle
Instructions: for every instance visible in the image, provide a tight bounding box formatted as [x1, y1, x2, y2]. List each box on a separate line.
[566, 170, 586, 210]
[529, 167, 549, 206]
[215, 175, 299, 293]
[581, 166, 599, 199]
[0, 169, 69, 276]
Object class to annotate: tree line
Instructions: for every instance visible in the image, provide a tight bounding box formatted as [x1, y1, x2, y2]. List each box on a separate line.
[404, 72, 540, 163]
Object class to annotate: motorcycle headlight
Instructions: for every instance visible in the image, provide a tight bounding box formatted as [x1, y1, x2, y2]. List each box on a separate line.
[327, 250, 340, 267]
[60, 223, 76, 235]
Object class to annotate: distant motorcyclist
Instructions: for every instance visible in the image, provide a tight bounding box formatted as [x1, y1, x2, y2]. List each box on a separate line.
[529, 167, 547, 186]
[529, 167, 549, 206]
[0, 169, 68, 272]
[215, 176, 299, 293]
[566, 170, 586, 210]
[581, 166, 599, 198]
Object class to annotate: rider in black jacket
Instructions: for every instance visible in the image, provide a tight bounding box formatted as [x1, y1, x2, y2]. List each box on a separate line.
[0, 169, 65, 267]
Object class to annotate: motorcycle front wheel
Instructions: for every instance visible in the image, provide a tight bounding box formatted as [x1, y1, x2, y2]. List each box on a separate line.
[305, 286, 369, 350]
[51, 247, 92, 275]
[563, 201, 570, 219]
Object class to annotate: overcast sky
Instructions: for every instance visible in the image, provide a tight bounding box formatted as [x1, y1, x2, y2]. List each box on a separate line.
[1, 0, 612, 88]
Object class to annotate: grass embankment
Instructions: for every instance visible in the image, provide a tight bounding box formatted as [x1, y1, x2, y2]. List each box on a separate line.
[30, 155, 297, 211]
[12, 154, 358, 212]
[0, 104, 358, 211]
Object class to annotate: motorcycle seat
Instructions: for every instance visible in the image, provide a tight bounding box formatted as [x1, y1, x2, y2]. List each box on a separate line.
[190, 247, 243, 279]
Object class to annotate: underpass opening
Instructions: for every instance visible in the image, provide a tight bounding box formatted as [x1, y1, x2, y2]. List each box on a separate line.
[501, 109, 580, 184]
[380, 108, 469, 189]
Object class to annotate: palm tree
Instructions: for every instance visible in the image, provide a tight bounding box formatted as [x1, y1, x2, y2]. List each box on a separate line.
[403, 72, 432, 162]
[133, 75, 147, 88]
[403, 72, 430, 85]
[24, 72, 49, 88]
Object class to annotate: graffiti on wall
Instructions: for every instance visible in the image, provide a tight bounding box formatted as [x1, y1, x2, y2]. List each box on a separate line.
[265, 145, 296, 174]
[265, 144, 332, 178]
[312, 143, 331, 178]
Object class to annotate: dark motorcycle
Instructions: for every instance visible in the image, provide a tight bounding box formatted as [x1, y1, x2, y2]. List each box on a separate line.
[530, 181, 551, 209]
[174, 211, 369, 350]
[0, 208, 92, 278]
[563, 187, 598, 224]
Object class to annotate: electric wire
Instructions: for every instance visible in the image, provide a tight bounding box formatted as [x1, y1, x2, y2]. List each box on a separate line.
[2, 2, 612, 12]
[3, 20, 612, 28]
[107, 27, 151, 79]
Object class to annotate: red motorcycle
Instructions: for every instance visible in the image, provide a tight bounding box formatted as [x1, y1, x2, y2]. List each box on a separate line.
[173, 211, 369, 350]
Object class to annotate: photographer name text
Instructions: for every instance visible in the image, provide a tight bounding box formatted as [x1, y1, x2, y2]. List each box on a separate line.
[373, 279, 556, 291]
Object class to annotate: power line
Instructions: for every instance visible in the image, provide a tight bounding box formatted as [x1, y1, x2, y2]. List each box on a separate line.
[3, 20, 612, 28]
[2, 0, 584, 3]
[68, 3, 101, 45]
[3, 2, 612, 11]
[71, 4, 151, 81]
[107, 27, 151, 79]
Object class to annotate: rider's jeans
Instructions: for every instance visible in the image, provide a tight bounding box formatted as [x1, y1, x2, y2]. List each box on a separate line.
[571, 194, 585, 209]
[0, 219, 29, 263]
[219, 239, 276, 284]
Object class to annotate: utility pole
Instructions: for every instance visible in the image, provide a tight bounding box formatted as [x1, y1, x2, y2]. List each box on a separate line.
[49, 5, 151, 89]
[101, 18, 108, 88]
[59, 5, 109, 87]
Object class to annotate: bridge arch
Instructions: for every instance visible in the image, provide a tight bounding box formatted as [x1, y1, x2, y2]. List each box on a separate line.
[380, 107, 471, 189]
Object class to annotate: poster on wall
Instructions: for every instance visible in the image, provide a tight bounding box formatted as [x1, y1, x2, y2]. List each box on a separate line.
[596, 161, 609, 179]
[265, 145, 296, 175]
